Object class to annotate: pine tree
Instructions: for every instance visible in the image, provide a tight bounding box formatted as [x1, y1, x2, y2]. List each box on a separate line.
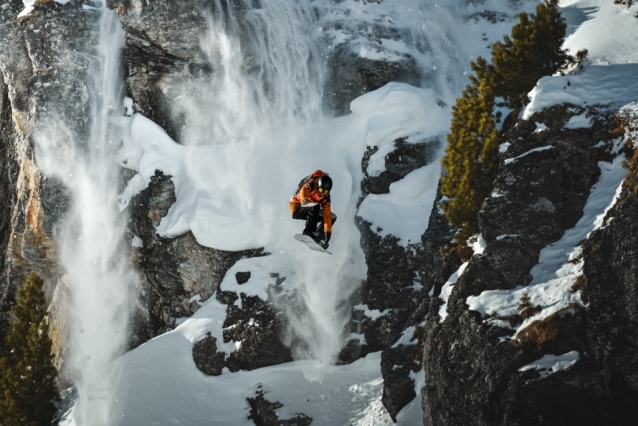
[0, 272, 59, 426]
[489, 0, 570, 112]
[441, 64, 499, 243]
[440, 0, 581, 242]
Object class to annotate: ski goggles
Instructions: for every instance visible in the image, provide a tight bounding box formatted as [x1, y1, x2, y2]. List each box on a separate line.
[318, 188, 330, 195]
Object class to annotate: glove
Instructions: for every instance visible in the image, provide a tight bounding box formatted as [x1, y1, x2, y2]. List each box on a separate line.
[321, 232, 331, 249]
[301, 198, 309, 206]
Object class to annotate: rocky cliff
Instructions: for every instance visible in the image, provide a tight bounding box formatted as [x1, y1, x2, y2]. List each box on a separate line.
[422, 104, 638, 425]
[1, 1, 638, 425]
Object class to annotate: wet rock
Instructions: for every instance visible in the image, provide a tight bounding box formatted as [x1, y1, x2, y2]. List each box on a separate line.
[192, 332, 226, 376]
[247, 389, 312, 426]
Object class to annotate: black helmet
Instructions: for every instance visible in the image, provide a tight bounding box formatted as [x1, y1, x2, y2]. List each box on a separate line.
[317, 175, 333, 193]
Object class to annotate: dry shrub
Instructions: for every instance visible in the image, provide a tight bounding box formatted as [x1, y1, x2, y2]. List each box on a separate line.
[571, 275, 586, 292]
[614, 0, 633, 9]
[499, 314, 523, 327]
[445, 245, 474, 262]
[516, 312, 560, 349]
[412, 325, 426, 342]
[612, 113, 638, 191]
[520, 305, 543, 320]
[518, 291, 533, 311]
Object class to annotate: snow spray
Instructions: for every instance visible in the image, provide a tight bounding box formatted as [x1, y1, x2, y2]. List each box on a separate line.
[163, 0, 368, 377]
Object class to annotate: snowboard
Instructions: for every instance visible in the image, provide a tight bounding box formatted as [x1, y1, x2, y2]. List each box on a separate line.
[294, 234, 332, 255]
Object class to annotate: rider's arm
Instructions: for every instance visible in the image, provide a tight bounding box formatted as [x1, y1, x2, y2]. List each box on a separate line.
[322, 204, 332, 233]
[299, 185, 310, 204]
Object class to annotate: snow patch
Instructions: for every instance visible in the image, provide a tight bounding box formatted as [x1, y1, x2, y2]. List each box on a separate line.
[524, 64, 638, 119]
[519, 351, 580, 379]
[357, 162, 441, 246]
[534, 122, 548, 133]
[564, 113, 592, 129]
[504, 146, 554, 165]
[354, 304, 390, 321]
[130, 235, 143, 248]
[438, 263, 468, 322]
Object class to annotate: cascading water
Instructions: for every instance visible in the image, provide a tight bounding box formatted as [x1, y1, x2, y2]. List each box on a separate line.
[34, 4, 136, 425]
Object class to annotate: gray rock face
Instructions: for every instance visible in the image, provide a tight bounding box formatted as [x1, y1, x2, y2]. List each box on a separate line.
[324, 43, 420, 116]
[344, 136, 455, 416]
[422, 105, 625, 425]
[106, 0, 256, 142]
[360, 137, 441, 197]
[222, 287, 294, 372]
[129, 171, 294, 369]
[579, 152, 638, 420]
[0, 54, 21, 341]
[192, 332, 226, 376]
[128, 171, 264, 343]
[380, 343, 418, 422]
[106, 0, 214, 140]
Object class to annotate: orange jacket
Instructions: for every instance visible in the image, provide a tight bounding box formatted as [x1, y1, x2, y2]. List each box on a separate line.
[289, 171, 333, 233]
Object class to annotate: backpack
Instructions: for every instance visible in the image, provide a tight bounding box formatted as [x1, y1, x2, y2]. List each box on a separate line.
[293, 170, 327, 196]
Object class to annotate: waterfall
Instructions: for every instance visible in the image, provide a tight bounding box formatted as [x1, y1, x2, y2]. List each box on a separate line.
[35, 4, 137, 424]
[173, 0, 325, 148]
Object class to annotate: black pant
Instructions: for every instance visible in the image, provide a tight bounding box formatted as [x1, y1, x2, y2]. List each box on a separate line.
[292, 205, 337, 237]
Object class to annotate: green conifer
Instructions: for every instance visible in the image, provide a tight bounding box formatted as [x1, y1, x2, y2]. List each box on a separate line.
[489, 0, 570, 112]
[440, 0, 581, 241]
[441, 66, 499, 242]
[0, 272, 59, 426]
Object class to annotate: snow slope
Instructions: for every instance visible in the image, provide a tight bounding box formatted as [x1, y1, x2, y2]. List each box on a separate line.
[524, 0, 638, 118]
[62, 266, 424, 425]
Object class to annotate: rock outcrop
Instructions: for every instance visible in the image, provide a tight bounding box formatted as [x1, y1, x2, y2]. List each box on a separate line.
[247, 388, 313, 426]
[321, 12, 423, 116]
[422, 104, 631, 425]
[342, 135, 458, 418]
[129, 171, 265, 344]
[578, 132, 638, 420]
[0, 0, 97, 354]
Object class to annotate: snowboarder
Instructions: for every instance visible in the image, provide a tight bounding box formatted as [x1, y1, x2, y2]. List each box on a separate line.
[289, 170, 336, 250]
